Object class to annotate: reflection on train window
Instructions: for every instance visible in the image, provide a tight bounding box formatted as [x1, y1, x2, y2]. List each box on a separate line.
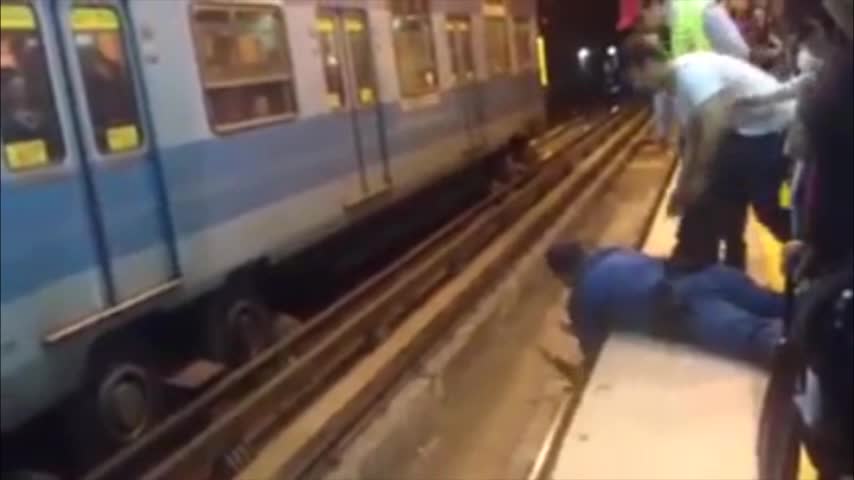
[390, 0, 438, 98]
[514, 17, 534, 70]
[344, 10, 376, 106]
[71, 6, 144, 155]
[317, 10, 347, 109]
[192, 4, 296, 131]
[485, 17, 510, 76]
[1, 2, 66, 171]
[445, 15, 475, 85]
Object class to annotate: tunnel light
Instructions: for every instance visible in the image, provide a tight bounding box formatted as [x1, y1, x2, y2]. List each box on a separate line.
[577, 47, 590, 62]
[537, 36, 549, 86]
[607, 45, 617, 56]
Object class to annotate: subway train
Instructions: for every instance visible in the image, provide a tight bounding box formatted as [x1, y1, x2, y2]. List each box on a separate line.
[0, 0, 544, 452]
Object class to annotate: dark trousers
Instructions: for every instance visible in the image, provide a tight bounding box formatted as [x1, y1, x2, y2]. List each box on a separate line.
[673, 131, 791, 271]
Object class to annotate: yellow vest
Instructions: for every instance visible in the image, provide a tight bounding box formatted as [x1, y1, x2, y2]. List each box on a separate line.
[670, 0, 712, 56]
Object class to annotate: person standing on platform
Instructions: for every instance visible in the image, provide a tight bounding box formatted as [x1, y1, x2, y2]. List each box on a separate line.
[670, 0, 714, 56]
[748, 5, 785, 70]
[675, 1, 780, 266]
[545, 242, 783, 368]
[623, 42, 795, 270]
[698, 0, 775, 270]
[647, 1, 756, 265]
[703, 0, 752, 59]
[735, 40, 824, 240]
[704, 0, 786, 68]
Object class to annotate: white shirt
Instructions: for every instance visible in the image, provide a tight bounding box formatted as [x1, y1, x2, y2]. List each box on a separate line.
[737, 47, 822, 107]
[702, 3, 750, 59]
[797, 47, 822, 73]
[671, 52, 796, 136]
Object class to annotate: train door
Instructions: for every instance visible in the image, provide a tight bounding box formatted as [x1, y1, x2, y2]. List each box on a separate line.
[317, 7, 390, 204]
[446, 14, 486, 155]
[1, 0, 118, 334]
[50, 1, 179, 337]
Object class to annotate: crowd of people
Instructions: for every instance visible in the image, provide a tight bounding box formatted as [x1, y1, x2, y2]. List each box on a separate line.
[548, 0, 852, 477]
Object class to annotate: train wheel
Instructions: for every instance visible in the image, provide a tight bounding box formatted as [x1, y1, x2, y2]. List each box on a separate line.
[204, 293, 279, 367]
[95, 364, 157, 443]
[68, 340, 161, 467]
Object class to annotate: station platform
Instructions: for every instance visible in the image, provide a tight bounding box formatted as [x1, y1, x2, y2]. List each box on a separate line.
[546, 172, 816, 480]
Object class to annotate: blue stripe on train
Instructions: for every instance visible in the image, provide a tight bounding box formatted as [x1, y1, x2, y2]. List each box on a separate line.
[0, 76, 541, 304]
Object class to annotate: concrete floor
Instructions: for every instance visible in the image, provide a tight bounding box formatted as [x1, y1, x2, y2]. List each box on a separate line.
[384, 146, 674, 480]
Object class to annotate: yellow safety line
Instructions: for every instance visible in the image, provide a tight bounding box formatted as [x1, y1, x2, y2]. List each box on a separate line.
[753, 213, 818, 480]
[755, 218, 785, 293]
[800, 449, 818, 480]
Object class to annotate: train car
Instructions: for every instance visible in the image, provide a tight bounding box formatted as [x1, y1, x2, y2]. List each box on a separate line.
[0, 0, 544, 456]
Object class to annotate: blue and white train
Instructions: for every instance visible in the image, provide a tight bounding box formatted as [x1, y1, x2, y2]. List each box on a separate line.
[0, 0, 544, 447]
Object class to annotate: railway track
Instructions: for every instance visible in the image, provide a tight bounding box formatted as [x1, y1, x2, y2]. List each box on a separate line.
[240, 109, 658, 480]
[84, 105, 648, 480]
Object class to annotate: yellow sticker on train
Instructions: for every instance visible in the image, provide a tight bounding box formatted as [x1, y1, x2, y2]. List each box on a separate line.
[344, 19, 364, 33]
[71, 8, 119, 31]
[327, 93, 342, 109]
[107, 125, 140, 153]
[5, 140, 49, 170]
[447, 21, 469, 33]
[1, 5, 37, 30]
[236, 35, 261, 65]
[316, 18, 334, 33]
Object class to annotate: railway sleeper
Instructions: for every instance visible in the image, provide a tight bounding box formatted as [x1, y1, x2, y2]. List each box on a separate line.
[211, 440, 255, 480]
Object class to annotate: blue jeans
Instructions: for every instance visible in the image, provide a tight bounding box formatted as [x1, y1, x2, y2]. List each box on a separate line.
[671, 266, 784, 365]
[572, 265, 784, 367]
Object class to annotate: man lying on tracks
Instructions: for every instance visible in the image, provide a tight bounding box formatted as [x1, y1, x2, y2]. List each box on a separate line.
[545, 242, 783, 368]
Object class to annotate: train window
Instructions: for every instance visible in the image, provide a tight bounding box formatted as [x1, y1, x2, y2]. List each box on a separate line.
[1, 2, 66, 171]
[70, 6, 144, 155]
[343, 11, 377, 106]
[514, 17, 534, 70]
[316, 11, 347, 109]
[485, 17, 510, 76]
[191, 4, 296, 131]
[390, 0, 438, 98]
[445, 16, 475, 85]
